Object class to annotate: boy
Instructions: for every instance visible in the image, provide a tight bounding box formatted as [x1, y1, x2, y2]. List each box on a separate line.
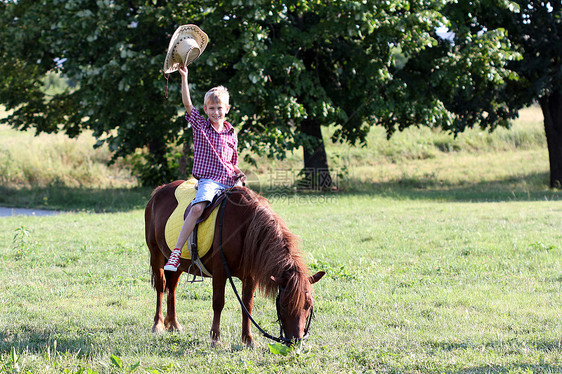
[164, 65, 246, 271]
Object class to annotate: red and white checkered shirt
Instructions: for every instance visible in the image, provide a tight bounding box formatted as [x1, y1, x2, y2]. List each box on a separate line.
[186, 108, 239, 186]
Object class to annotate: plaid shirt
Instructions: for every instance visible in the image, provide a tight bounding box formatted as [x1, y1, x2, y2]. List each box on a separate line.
[186, 108, 239, 186]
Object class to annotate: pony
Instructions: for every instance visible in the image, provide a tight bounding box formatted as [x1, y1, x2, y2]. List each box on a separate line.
[144, 180, 325, 346]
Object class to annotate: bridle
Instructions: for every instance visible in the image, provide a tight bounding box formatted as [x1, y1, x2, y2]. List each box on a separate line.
[217, 190, 314, 346]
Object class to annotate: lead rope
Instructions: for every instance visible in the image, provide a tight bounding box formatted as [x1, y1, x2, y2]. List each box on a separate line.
[217, 191, 293, 346]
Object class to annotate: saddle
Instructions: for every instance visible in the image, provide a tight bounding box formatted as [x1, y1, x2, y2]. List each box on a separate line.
[164, 180, 228, 277]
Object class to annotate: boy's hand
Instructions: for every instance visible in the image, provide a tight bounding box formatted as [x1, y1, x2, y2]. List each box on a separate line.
[179, 65, 188, 78]
[235, 172, 247, 185]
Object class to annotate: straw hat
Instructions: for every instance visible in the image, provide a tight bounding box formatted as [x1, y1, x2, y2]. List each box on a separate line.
[163, 24, 208, 74]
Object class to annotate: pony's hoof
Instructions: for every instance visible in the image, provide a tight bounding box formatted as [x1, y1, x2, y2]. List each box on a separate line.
[164, 320, 183, 332]
[166, 325, 183, 332]
[242, 336, 255, 348]
[152, 324, 164, 333]
[210, 330, 221, 347]
[210, 339, 222, 348]
[152, 319, 165, 333]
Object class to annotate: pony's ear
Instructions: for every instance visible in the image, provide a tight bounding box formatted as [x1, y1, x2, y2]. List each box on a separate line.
[309, 271, 326, 284]
[270, 275, 286, 287]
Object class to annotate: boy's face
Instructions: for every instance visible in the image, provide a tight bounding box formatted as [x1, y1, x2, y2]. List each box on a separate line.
[203, 99, 230, 126]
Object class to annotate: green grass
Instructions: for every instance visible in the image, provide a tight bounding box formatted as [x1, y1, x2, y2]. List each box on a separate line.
[0, 127, 135, 189]
[0, 103, 135, 190]
[1, 105, 561, 373]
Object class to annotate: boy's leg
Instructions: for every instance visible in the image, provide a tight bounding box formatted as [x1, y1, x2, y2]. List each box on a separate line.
[175, 201, 208, 249]
[164, 201, 208, 271]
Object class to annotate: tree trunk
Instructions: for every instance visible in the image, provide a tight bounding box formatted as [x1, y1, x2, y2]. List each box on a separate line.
[539, 90, 562, 188]
[299, 118, 333, 189]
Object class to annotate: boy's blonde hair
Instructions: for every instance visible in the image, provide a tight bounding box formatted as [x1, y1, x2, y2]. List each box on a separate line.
[204, 86, 230, 105]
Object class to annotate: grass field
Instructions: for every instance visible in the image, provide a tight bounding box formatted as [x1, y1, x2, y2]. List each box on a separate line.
[0, 106, 561, 373]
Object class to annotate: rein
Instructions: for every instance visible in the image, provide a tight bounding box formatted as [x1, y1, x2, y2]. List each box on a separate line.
[217, 190, 313, 346]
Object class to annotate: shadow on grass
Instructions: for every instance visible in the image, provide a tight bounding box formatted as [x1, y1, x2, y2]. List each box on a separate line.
[245, 167, 561, 203]
[0, 329, 203, 359]
[0, 185, 154, 213]
[1, 171, 561, 213]
[454, 364, 562, 374]
[431, 339, 562, 354]
[325, 170, 562, 202]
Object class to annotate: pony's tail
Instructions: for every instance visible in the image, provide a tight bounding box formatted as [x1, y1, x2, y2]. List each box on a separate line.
[150, 265, 174, 294]
[150, 267, 158, 289]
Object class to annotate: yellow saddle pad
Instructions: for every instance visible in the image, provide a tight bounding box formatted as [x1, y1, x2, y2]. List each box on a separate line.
[164, 179, 219, 259]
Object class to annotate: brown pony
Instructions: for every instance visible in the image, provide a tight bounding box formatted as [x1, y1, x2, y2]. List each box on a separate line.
[145, 180, 325, 347]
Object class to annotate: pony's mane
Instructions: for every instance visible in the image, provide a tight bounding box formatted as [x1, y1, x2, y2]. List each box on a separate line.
[239, 190, 310, 315]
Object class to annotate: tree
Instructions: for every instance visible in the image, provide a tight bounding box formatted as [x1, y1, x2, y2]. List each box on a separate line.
[383, 0, 562, 188]
[190, 0, 514, 188]
[0, 1, 201, 186]
[447, 0, 562, 188]
[0, 0, 523, 188]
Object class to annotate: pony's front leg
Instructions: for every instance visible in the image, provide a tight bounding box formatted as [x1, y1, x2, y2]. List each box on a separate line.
[241, 279, 257, 347]
[210, 275, 227, 347]
[164, 270, 183, 331]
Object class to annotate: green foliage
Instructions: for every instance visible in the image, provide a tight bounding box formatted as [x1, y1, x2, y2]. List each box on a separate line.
[381, 8, 521, 136]
[0, 347, 22, 374]
[309, 260, 358, 281]
[0, 350, 153, 374]
[447, 0, 562, 108]
[12, 226, 31, 247]
[110, 354, 140, 373]
[267, 343, 293, 356]
[11, 226, 35, 261]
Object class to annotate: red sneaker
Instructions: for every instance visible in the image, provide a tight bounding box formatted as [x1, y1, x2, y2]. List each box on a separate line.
[164, 248, 182, 271]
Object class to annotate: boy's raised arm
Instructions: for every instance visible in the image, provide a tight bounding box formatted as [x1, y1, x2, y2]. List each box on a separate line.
[179, 65, 193, 113]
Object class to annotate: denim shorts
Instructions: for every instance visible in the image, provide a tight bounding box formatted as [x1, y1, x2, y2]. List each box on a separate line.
[192, 179, 231, 205]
